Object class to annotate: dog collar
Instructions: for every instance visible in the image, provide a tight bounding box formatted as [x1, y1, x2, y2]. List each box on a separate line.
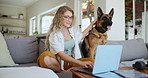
[95, 26, 106, 33]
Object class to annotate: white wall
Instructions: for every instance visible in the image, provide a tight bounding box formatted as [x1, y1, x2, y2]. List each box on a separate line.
[27, 0, 73, 19]
[94, 0, 125, 40]
[142, 12, 148, 43]
[0, 4, 26, 18]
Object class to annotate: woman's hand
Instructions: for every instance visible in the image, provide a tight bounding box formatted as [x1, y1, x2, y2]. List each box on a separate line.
[78, 61, 94, 69]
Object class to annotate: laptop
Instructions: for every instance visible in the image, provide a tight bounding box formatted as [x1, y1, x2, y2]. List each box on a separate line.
[74, 45, 123, 77]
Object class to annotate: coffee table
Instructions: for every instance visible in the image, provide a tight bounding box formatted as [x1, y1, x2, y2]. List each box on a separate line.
[70, 67, 148, 78]
[119, 67, 148, 74]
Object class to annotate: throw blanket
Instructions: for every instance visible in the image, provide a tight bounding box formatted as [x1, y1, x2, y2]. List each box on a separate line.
[0, 66, 59, 78]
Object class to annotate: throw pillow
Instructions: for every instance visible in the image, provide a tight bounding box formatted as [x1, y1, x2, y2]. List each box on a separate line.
[0, 32, 16, 66]
[107, 38, 148, 61]
[5, 37, 38, 64]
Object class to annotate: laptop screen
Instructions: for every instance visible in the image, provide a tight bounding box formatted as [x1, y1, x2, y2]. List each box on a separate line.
[92, 45, 123, 74]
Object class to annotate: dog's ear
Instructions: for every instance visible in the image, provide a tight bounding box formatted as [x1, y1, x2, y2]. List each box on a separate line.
[109, 8, 114, 17]
[97, 7, 103, 18]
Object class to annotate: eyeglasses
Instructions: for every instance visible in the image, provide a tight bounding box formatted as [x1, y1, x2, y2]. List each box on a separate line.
[63, 16, 73, 20]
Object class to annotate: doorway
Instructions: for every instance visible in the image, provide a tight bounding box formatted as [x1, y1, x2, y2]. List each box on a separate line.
[79, 0, 94, 32]
[125, 0, 148, 42]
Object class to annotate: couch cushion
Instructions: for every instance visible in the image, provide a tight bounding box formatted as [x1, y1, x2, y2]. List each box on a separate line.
[0, 32, 16, 66]
[107, 38, 148, 61]
[39, 39, 46, 55]
[5, 37, 38, 64]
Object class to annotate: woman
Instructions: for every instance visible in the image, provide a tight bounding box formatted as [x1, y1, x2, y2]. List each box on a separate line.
[37, 6, 96, 72]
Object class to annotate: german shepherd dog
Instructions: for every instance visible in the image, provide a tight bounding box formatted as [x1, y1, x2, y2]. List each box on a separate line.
[81, 7, 114, 59]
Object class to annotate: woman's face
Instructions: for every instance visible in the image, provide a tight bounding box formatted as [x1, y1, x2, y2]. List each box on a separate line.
[62, 11, 73, 28]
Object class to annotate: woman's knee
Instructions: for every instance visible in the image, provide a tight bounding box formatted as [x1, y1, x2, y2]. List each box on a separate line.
[44, 56, 63, 72]
[44, 56, 60, 67]
[44, 56, 52, 67]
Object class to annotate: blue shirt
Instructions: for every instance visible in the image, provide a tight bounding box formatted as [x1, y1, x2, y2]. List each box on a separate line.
[64, 39, 75, 57]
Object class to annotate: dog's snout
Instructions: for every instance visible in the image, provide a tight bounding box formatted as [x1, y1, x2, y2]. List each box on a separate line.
[105, 20, 112, 25]
[102, 21, 112, 28]
[108, 21, 112, 26]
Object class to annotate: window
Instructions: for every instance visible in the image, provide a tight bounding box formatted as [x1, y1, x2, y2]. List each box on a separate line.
[39, 3, 66, 34]
[40, 12, 55, 34]
[125, 0, 148, 40]
[29, 16, 37, 36]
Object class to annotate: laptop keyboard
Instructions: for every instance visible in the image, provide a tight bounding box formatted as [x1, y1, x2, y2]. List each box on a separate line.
[73, 68, 93, 74]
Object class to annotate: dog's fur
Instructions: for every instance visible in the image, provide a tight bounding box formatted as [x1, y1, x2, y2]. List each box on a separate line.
[81, 7, 114, 59]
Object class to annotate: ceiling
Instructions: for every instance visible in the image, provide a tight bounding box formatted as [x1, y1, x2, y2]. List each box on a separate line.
[0, 0, 39, 7]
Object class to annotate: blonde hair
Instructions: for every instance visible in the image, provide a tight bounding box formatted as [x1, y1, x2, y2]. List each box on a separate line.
[45, 6, 75, 50]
